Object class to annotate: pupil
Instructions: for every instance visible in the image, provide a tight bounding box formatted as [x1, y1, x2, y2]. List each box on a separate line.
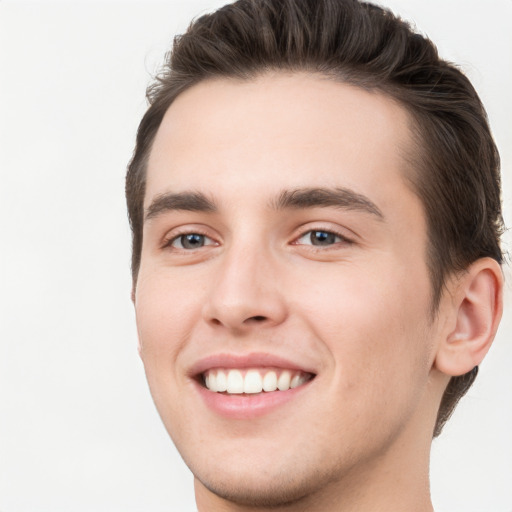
[182, 234, 204, 249]
[311, 231, 335, 246]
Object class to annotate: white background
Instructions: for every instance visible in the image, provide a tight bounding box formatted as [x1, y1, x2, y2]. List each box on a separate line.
[0, 1, 510, 511]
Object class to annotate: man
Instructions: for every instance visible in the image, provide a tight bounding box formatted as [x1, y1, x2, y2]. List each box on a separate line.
[126, 1, 504, 510]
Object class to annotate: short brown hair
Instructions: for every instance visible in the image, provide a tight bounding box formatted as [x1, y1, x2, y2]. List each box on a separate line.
[126, 0, 504, 436]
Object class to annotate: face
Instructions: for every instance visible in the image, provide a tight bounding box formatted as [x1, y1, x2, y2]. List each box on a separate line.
[135, 73, 445, 508]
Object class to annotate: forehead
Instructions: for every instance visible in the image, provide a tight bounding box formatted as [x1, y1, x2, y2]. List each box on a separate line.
[146, 72, 417, 215]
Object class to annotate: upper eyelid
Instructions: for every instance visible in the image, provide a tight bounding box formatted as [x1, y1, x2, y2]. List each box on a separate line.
[162, 224, 216, 240]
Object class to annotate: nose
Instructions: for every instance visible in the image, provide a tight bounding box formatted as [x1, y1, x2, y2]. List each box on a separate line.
[202, 243, 288, 332]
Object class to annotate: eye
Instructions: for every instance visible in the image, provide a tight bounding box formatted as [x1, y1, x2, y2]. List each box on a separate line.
[168, 233, 216, 250]
[295, 230, 346, 247]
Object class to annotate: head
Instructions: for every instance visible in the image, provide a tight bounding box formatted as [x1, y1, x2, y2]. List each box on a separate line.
[127, 0, 503, 436]
[126, 0, 504, 506]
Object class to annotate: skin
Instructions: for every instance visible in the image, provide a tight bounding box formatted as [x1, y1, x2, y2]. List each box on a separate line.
[134, 73, 502, 511]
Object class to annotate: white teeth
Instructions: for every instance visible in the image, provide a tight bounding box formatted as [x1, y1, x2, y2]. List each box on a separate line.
[207, 371, 217, 392]
[226, 369, 244, 394]
[291, 373, 306, 388]
[277, 370, 291, 391]
[244, 370, 263, 394]
[216, 370, 227, 392]
[203, 368, 311, 394]
[262, 371, 277, 392]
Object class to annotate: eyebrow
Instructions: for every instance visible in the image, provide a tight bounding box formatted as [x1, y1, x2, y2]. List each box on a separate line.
[145, 191, 217, 221]
[144, 186, 384, 222]
[271, 187, 384, 219]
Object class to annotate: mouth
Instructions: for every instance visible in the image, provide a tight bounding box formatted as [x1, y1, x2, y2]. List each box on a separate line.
[202, 367, 315, 394]
[188, 352, 317, 420]
[189, 353, 317, 418]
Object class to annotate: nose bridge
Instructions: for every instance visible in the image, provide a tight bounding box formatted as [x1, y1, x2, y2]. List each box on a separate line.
[203, 234, 287, 330]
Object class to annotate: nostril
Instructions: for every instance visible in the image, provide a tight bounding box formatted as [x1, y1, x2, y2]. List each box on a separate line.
[249, 315, 267, 322]
[208, 315, 267, 327]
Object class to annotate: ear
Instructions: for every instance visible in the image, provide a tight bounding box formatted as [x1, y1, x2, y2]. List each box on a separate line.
[434, 258, 503, 377]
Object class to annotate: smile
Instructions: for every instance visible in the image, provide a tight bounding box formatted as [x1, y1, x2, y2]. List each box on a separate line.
[203, 368, 313, 394]
[191, 355, 317, 419]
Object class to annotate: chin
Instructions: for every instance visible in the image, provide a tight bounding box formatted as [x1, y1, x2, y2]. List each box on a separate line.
[189, 448, 344, 510]
[195, 468, 323, 509]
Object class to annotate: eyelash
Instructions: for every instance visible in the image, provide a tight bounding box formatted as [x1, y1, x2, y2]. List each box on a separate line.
[162, 229, 216, 251]
[162, 227, 353, 252]
[293, 227, 354, 249]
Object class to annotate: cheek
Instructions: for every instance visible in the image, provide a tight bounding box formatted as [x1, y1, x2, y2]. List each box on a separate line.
[133, 270, 205, 434]
[134, 269, 203, 365]
[296, 259, 434, 394]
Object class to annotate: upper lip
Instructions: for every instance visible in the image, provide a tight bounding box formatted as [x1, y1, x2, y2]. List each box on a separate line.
[188, 352, 317, 378]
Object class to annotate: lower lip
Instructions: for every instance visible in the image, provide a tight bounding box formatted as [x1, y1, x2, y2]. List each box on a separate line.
[195, 380, 313, 420]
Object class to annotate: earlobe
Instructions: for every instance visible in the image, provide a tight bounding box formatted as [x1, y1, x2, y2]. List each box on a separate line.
[434, 258, 503, 377]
